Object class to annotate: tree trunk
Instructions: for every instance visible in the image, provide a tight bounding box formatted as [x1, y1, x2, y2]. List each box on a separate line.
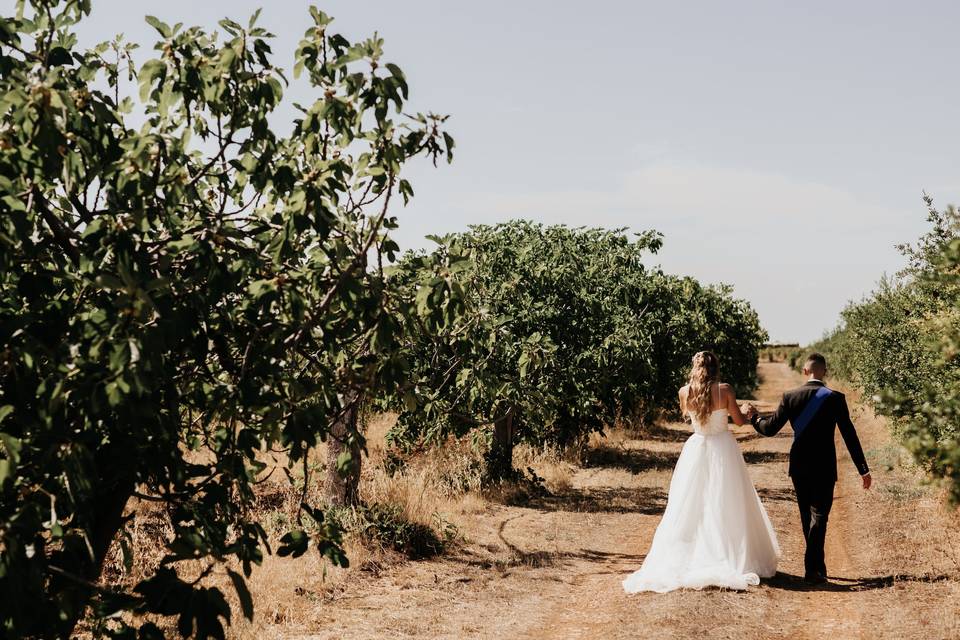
[324, 392, 363, 507]
[485, 409, 515, 482]
[56, 457, 135, 638]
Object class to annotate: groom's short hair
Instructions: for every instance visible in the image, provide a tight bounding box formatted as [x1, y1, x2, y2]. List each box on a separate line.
[805, 352, 827, 371]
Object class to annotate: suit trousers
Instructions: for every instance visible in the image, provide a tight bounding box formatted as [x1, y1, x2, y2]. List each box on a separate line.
[791, 475, 835, 577]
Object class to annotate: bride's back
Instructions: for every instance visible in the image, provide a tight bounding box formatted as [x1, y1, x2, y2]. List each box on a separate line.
[690, 406, 729, 435]
[683, 381, 729, 435]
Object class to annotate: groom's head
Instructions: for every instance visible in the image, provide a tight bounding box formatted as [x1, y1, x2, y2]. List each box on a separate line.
[802, 352, 827, 379]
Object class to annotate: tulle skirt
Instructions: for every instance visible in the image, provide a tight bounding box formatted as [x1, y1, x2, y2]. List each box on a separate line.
[622, 431, 780, 593]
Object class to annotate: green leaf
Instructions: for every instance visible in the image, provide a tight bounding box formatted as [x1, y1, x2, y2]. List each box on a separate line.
[46, 46, 72, 67]
[0, 18, 16, 45]
[398, 178, 414, 204]
[277, 530, 309, 558]
[443, 132, 455, 162]
[517, 352, 530, 378]
[219, 18, 242, 35]
[144, 15, 172, 37]
[138, 59, 165, 101]
[0, 432, 22, 488]
[384, 63, 407, 99]
[336, 450, 353, 473]
[96, 273, 125, 291]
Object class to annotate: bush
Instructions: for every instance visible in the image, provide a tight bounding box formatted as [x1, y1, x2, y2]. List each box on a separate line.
[810, 196, 960, 502]
[327, 503, 454, 560]
[384, 223, 767, 481]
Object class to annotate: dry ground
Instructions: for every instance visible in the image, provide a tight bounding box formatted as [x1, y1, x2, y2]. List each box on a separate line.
[226, 363, 960, 640]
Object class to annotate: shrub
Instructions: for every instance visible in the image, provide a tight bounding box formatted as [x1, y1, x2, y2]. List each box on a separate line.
[326, 503, 453, 560]
[810, 196, 960, 502]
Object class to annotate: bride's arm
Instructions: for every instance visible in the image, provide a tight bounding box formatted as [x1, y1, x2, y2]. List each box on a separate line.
[724, 384, 749, 426]
[678, 386, 687, 415]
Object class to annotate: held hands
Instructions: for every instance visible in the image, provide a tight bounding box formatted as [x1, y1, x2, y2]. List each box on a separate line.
[736, 398, 871, 489]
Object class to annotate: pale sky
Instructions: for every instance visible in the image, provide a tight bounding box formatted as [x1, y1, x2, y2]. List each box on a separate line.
[45, 1, 960, 342]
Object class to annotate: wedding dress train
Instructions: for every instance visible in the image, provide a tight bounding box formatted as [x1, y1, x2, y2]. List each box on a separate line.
[622, 407, 780, 593]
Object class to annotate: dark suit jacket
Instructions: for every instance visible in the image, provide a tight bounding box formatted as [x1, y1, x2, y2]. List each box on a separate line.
[751, 380, 869, 483]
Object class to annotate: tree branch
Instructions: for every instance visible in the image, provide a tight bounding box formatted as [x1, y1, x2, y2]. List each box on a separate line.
[32, 187, 81, 264]
[285, 174, 396, 349]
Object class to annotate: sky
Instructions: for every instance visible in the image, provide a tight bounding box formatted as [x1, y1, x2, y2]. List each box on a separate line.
[38, 0, 960, 343]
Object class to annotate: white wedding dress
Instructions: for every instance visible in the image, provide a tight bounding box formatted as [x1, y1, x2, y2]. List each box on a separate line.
[622, 406, 780, 593]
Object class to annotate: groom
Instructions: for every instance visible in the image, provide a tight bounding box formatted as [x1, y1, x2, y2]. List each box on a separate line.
[744, 353, 871, 584]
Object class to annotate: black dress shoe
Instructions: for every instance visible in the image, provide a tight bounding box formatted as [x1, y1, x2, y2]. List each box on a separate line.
[803, 572, 827, 584]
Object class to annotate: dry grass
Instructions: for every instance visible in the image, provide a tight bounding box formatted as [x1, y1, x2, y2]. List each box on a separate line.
[514, 443, 577, 494]
[93, 365, 960, 639]
[96, 414, 579, 638]
[223, 422, 595, 638]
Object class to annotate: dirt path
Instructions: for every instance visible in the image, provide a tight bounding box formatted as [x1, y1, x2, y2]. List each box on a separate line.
[284, 363, 960, 640]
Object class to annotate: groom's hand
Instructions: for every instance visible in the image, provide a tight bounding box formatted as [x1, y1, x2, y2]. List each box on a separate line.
[861, 473, 872, 490]
[741, 403, 757, 420]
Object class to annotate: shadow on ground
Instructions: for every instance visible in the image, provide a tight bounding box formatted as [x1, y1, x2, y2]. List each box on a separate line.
[582, 444, 680, 474]
[640, 423, 693, 443]
[468, 514, 650, 572]
[743, 450, 789, 464]
[756, 486, 796, 502]
[765, 572, 955, 592]
[523, 485, 668, 515]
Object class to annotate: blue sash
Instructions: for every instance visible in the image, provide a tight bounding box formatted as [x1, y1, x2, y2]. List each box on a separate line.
[792, 386, 832, 440]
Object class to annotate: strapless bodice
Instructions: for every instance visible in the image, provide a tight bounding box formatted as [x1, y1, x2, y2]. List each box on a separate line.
[689, 408, 729, 436]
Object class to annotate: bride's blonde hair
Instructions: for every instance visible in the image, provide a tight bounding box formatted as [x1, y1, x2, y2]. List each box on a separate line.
[687, 351, 720, 423]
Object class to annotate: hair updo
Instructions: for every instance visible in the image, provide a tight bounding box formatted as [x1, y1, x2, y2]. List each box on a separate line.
[687, 351, 720, 423]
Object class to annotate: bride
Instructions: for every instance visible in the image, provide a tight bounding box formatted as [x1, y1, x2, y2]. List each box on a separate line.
[622, 351, 780, 593]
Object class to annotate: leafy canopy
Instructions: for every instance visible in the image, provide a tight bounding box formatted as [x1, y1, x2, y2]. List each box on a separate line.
[0, 1, 452, 637]
[386, 222, 766, 472]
